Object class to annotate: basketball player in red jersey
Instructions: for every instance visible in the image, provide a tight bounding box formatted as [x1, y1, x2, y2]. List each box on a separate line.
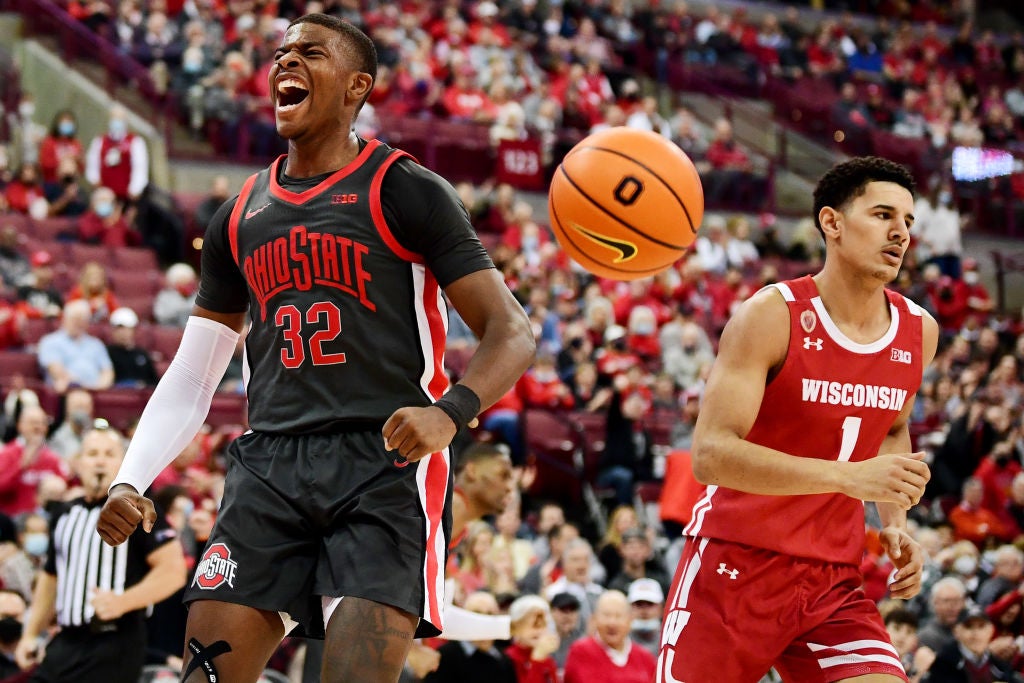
[96, 14, 535, 683]
[658, 157, 938, 683]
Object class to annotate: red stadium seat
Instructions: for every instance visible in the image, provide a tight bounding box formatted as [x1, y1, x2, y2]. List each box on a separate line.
[69, 242, 114, 268]
[207, 392, 248, 428]
[22, 317, 58, 346]
[148, 325, 184, 363]
[91, 388, 152, 431]
[114, 247, 160, 272]
[108, 270, 162, 297]
[0, 350, 42, 381]
[523, 408, 584, 505]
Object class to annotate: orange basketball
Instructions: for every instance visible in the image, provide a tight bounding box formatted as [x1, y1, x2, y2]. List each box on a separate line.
[547, 127, 704, 280]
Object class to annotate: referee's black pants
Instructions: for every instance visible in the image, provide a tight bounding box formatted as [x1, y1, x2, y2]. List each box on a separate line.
[30, 623, 146, 683]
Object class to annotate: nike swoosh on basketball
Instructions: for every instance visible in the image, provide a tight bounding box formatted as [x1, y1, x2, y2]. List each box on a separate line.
[569, 223, 638, 262]
[245, 202, 272, 219]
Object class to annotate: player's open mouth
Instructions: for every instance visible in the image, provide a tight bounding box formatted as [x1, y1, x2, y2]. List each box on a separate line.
[276, 78, 309, 112]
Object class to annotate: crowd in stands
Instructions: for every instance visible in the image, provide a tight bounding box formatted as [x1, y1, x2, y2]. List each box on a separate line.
[0, 0, 1021, 680]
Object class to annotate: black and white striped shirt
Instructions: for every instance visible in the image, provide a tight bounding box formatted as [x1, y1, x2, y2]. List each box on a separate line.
[45, 497, 175, 628]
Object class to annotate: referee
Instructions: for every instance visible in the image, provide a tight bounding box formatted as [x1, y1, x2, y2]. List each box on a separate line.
[14, 425, 186, 683]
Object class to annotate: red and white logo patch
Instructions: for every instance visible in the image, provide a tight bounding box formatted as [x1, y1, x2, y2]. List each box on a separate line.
[192, 542, 238, 590]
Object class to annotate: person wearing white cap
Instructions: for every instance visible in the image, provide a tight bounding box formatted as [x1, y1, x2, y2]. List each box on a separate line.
[106, 307, 158, 388]
[505, 594, 558, 683]
[627, 578, 663, 657]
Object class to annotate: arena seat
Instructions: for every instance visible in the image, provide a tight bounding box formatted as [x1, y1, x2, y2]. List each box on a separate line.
[68, 242, 114, 267]
[114, 246, 160, 272]
[523, 408, 584, 506]
[21, 317, 58, 346]
[206, 392, 248, 427]
[91, 388, 152, 431]
[108, 270, 162, 297]
[0, 350, 42, 380]
[148, 325, 184, 362]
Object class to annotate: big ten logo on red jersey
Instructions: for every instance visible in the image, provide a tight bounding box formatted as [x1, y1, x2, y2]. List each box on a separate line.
[242, 225, 377, 369]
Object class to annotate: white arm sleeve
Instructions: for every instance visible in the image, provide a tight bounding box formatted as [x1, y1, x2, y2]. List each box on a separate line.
[110, 316, 240, 494]
[439, 605, 511, 641]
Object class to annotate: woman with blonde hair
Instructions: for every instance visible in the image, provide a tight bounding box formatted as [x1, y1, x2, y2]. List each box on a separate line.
[596, 504, 641, 581]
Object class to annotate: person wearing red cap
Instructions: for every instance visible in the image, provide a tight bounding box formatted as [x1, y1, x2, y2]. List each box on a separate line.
[15, 252, 63, 320]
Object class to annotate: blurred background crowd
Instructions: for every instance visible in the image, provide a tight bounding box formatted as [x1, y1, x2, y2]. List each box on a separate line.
[0, 0, 1021, 681]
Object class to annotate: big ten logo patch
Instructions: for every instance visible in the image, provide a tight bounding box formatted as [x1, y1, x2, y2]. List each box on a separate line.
[193, 542, 238, 590]
[331, 193, 358, 205]
[890, 348, 912, 364]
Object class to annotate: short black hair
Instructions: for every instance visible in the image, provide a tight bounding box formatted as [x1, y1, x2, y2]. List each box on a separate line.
[455, 441, 510, 476]
[287, 13, 377, 83]
[883, 607, 919, 629]
[812, 156, 916, 238]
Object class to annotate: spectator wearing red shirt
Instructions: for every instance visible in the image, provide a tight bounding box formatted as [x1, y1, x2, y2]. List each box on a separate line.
[704, 118, 758, 207]
[974, 439, 1023, 518]
[595, 325, 643, 382]
[38, 110, 84, 185]
[624, 305, 661, 368]
[961, 258, 994, 328]
[77, 186, 140, 248]
[505, 595, 559, 683]
[519, 352, 575, 412]
[66, 261, 119, 323]
[442, 67, 497, 122]
[3, 164, 47, 217]
[480, 385, 525, 465]
[563, 590, 656, 683]
[467, 1, 511, 48]
[950, 477, 1013, 546]
[0, 406, 68, 517]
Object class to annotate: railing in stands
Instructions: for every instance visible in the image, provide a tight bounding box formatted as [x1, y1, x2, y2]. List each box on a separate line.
[1, 0, 177, 147]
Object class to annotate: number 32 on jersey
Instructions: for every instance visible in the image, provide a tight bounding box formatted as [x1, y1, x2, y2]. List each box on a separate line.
[274, 301, 346, 368]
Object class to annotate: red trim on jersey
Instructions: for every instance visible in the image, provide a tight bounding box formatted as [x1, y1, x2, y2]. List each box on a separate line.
[422, 273, 449, 400]
[267, 139, 383, 205]
[423, 451, 450, 630]
[228, 173, 259, 266]
[369, 150, 423, 264]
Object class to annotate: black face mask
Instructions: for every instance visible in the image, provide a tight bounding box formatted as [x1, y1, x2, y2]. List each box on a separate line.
[0, 617, 22, 644]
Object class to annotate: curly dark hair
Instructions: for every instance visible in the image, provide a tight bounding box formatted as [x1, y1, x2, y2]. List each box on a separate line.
[812, 156, 915, 238]
[286, 13, 377, 103]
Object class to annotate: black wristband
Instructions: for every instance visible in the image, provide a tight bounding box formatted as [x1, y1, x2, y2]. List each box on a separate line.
[433, 384, 481, 429]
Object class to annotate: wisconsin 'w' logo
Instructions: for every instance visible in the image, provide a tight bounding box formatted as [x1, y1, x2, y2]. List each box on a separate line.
[569, 223, 638, 263]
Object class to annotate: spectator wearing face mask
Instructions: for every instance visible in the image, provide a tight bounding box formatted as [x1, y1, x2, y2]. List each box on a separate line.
[0, 514, 35, 603]
[961, 258, 994, 329]
[38, 109, 83, 185]
[625, 579, 663, 659]
[153, 263, 197, 328]
[48, 388, 95, 462]
[77, 186, 140, 247]
[84, 103, 148, 204]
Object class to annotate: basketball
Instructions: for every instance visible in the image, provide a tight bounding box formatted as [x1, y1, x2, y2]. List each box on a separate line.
[547, 127, 704, 280]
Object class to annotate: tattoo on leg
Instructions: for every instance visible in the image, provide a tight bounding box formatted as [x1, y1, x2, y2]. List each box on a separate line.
[325, 599, 416, 680]
[183, 638, 232, 682]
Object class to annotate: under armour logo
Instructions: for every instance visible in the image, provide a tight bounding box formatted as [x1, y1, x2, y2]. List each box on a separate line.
[716, 563, 739, 580]
[803, 337, 823, 351]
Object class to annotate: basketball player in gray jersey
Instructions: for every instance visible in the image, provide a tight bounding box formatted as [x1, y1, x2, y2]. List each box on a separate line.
[97, 13, 535, 683]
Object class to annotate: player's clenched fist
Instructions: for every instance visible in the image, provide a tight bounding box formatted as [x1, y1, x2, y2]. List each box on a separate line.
[842, 452, 930, 510]
[97, 484, 157, 545]
[382, 406, 459, 463]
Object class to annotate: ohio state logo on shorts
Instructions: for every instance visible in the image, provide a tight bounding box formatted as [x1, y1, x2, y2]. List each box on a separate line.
[192, 542, 238, 590]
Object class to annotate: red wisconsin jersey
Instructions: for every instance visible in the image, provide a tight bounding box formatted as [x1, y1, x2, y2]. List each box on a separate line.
[684, 276, 924, 565]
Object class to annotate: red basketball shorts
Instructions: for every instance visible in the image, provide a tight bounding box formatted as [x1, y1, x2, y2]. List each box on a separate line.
[657, 536, 907, 683]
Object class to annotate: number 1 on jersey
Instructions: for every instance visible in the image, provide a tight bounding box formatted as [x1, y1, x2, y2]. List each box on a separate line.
[274, 301, 346, 369]
[837, 416, 862, 462]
